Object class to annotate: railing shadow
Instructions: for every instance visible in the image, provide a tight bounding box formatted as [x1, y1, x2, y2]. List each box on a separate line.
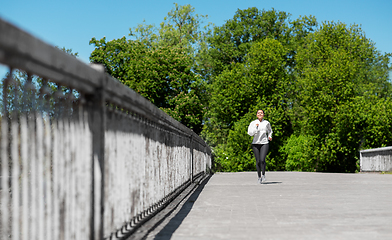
[150, 175, 212, 240]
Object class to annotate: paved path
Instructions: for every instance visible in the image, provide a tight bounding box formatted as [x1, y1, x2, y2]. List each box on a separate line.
[140, 172, 392, 240]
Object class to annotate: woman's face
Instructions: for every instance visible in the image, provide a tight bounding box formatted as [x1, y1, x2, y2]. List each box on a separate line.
[257, 110, 264, 120]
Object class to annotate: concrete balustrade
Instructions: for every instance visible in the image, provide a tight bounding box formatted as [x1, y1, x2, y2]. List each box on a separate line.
[0, 17, 211, 240]
[360, 146, 392, 172]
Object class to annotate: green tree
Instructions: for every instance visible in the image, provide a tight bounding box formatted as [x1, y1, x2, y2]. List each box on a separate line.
[204, 38, 289, 146]
[90, 4, 210, 134]
[89, 37, 204, 133]
[207, 38, 292, 171]
[292, 21, 392, 172]
[158, 3, 209, 50]
[197, 8, 316, 79]
[200, 8, 316, 149]
[131, 3, 211, 51]
[284, 134, 318, 171]
[201, 8, 291, 79]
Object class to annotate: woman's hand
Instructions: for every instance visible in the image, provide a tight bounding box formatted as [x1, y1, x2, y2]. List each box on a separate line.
[268, 137, 272, 141]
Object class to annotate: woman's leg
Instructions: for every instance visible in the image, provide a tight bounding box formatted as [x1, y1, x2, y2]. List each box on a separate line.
[252, 144, 262, 178]
[259, 143, 269, 176]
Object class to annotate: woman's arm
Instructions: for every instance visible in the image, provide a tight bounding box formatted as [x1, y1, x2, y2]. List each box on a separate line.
[267, 122, 273, 141]
[247, 120, 257, 136]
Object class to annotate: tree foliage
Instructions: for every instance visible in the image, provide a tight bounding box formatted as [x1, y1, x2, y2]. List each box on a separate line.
[207, 12, 391, 173]
[200, 8, 293, 79]
[89, 4, 209, 134]
[205, 38, 289, 145]
[88, 4, 392, 173]
[291, 21, 392, 172]
[201, 8, 314, 150]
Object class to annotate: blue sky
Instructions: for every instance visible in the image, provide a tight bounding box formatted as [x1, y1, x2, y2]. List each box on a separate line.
[1, 0, 391, 67]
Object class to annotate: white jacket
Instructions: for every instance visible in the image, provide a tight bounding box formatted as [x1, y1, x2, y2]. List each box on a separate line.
[247, 119, 273, 144]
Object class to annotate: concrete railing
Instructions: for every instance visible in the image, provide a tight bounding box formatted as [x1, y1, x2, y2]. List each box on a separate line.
[0, 18, 211, 240]
[360, 146, 392, 172]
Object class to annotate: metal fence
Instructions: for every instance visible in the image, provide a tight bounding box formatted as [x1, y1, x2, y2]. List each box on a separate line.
[0, 18, 211, 240]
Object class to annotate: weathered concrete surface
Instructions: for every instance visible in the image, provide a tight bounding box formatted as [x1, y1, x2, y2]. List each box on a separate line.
[144, 171, 392, 240]
[360, 146, 392, 172]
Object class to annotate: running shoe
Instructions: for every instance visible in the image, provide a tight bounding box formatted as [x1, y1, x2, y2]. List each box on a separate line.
[261, 175, 266, 183]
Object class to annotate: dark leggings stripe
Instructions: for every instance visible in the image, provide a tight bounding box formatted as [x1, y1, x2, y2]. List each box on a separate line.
[252, 143, 269, 178]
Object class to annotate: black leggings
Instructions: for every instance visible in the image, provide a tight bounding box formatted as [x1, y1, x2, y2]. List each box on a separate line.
[252, 143, 269, 178]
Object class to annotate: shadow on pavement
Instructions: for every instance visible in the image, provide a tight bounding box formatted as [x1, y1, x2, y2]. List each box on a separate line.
[152, 175, 212, 240]
[262, 182, 282, 185]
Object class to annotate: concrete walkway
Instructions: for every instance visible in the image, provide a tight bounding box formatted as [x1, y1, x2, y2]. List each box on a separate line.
[139, 172, 392, 239]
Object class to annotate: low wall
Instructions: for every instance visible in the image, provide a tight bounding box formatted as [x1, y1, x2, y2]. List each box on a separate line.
[0, 17, 211, 240]
[360, 146, 392, 172]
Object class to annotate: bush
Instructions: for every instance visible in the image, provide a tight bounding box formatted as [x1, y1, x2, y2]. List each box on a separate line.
[284, 134, 317, 171]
